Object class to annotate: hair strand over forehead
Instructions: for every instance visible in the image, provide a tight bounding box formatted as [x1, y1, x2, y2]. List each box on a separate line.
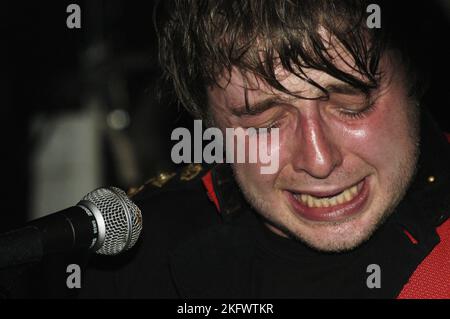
[156, 0, 425, 118]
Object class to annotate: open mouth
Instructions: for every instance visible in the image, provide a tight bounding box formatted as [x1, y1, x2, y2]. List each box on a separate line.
[293, 182, 363, 208]
[286, 178, 370, 222]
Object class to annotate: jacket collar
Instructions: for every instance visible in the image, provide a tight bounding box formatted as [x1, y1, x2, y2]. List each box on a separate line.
[391, 111, 450, 245]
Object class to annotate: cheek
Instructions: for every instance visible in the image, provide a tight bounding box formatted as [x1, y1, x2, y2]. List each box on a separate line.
[234, 162, 278, 197]
[233, 134, 285, 188]
[332, 100, 415, 170]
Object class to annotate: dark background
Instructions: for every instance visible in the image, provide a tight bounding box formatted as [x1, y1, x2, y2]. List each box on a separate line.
[2, 1, 450, 232]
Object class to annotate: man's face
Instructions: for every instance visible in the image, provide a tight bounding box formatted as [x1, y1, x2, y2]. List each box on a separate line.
[207, 53, 420, 252]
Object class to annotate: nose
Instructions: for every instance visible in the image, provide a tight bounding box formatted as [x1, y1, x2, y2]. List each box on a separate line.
[291, 114, 343, 179]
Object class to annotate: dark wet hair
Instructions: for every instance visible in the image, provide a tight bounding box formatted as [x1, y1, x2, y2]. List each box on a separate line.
[156, 0, 428, 118]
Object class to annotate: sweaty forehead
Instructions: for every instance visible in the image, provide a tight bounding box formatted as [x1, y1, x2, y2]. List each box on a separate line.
[206, 32, 372, 110]
[207, 52, 394, 112]
[207, 66, 355, 112]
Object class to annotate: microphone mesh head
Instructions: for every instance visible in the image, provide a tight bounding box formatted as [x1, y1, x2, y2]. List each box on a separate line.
[82, 187, 143, 255]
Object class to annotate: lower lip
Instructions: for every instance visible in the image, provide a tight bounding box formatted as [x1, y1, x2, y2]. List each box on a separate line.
[286, 178, 370, 222]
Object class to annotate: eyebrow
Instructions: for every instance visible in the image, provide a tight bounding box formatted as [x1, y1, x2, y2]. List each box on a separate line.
[230, 97, 289, 116]
[324, 83, 367, 96]
[230, 83, 368, 117]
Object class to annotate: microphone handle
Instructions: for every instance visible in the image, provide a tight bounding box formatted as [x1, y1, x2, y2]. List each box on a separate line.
[0, 206, 99, 269]
[0, 226, 42, 269]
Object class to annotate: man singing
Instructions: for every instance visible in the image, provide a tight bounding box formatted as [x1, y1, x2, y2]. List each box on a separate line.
[80, 0, 450, 298]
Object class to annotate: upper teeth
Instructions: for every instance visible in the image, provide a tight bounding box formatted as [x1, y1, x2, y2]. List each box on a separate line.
[294, 185, 359, 208]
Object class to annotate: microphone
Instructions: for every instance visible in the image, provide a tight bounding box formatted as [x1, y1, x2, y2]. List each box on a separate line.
[0, 187, 143, 269]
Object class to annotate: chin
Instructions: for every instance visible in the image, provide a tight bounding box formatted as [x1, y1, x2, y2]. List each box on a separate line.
[293, 222, 378, 252]
[274, 199, 396, 252]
